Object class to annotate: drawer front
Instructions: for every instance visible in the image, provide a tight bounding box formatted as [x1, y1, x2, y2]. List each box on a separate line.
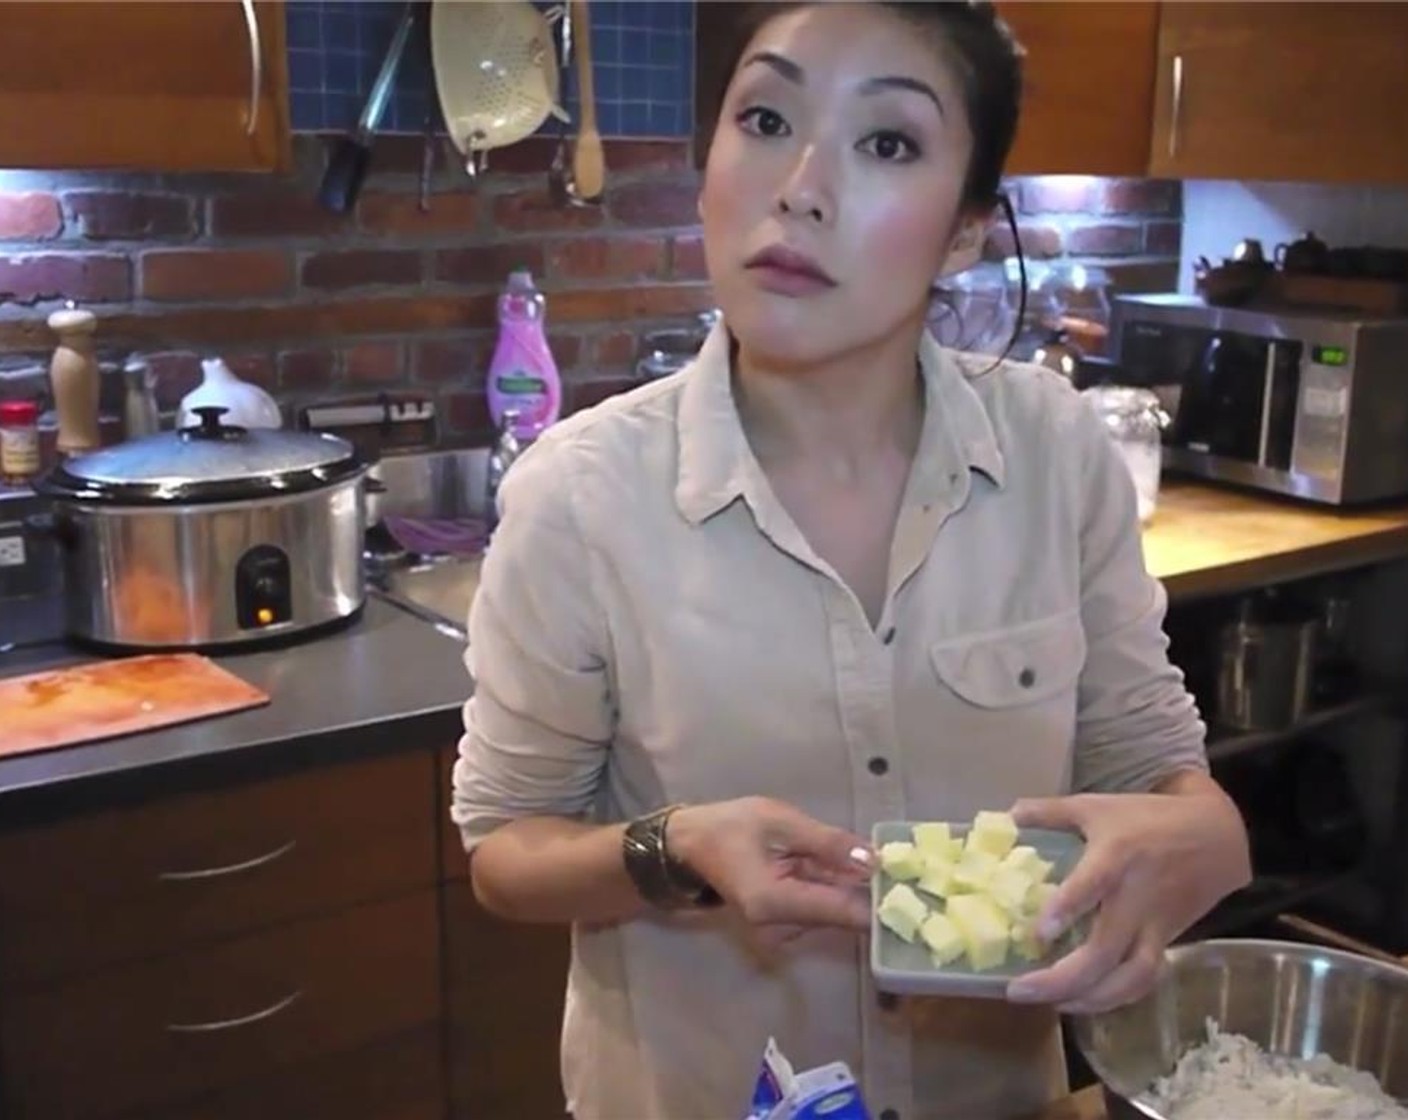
[142, 1025, 446, 1120]
[440, 746, 469, 881]
[2, 891, 440, 1120]
[445, 880, 569, 1119]
[0, 750, 437, 987]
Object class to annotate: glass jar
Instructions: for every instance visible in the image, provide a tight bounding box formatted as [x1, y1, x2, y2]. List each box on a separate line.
[634, 311, 719, 381]
[0, 399, 41, 485]
[1081, 386, 1169, 524]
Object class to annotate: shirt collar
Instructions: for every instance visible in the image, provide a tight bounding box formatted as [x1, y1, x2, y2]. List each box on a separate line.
[674, 318, 1006, 526]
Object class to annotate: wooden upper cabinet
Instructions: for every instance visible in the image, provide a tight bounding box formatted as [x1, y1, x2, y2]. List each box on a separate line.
[0, 0, 290, 172]
[1150, 2, 1408, 185]
[998, 1, 1159, 177]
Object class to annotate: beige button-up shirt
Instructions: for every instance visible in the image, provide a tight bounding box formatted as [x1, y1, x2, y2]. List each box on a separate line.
[452, 321, 1207, 1120]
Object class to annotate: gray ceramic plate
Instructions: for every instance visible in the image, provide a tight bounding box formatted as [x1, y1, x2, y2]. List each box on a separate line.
[869, 820, 1088, 998]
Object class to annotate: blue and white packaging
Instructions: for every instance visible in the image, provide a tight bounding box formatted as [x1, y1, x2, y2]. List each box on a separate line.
[745, 1037, 872, 1120]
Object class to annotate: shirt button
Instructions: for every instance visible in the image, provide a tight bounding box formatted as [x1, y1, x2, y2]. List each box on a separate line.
[1018, 667, 1036, 688]
[868, 756, 890, 776]
[882, 627, 896, 645]
[880, 1110, 901, 1120]
[878, 992, 899, 1011]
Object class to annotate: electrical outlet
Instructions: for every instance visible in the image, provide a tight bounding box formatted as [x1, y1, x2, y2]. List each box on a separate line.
[0, 534, 26, 568]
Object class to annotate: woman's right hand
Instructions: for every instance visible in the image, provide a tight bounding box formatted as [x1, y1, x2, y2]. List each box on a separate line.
[666, 797, 875, 933]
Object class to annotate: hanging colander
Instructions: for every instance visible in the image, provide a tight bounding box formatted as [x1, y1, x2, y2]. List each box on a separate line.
[431, 0, 570, 176]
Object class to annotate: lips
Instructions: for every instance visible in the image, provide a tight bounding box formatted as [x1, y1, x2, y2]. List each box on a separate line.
[744, 244, 837, 289]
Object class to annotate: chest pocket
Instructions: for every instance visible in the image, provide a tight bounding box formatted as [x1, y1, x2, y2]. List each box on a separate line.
[929, 611, 1087, 708]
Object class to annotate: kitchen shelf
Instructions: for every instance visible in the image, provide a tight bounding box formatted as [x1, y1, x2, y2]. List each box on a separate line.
[1206, 689, 1396, 764]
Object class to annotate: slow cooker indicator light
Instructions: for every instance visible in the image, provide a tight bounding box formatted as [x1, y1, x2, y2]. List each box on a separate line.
[256, 607, 275, 625]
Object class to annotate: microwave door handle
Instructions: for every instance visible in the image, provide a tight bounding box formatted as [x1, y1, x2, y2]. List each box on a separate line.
[1256, 340, 1277, 467]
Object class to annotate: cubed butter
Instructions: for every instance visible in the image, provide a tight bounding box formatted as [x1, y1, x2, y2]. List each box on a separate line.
[952, 848, 999, 894]
[915, 858, 958, 900]
[968, 810, 1019, 858]
[1001, 845, 1053, 883]
[947, 893, 1012, 971]
[1025, 881, 1059, 920]
[878, 883, 930, 943]
[919, 912, 965, 966]
[912, 821, 952, 853]
[986, 864, 1037, 915]
[880, 841, 926, 881]
[1011, 918, 1047, 963]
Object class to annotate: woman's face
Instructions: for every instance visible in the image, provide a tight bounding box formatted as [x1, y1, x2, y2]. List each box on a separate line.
[701, 3, 979, 369]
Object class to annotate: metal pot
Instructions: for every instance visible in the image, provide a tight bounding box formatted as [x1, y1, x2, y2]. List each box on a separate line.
[35, 406, 373, 651]
[1215, 592, 1318, 732]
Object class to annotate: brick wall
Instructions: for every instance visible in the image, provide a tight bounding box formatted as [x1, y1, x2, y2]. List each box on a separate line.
[0, 135, 712, 448]
[996, 175, 1182, 295]
[0, 139, 1178, 454]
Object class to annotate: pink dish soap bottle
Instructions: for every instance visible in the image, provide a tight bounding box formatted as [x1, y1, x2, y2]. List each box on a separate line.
[486, 268, 561, 442]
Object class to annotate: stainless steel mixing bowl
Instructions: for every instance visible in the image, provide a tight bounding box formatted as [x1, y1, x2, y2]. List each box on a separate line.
[1072, 938, 1408, 1119]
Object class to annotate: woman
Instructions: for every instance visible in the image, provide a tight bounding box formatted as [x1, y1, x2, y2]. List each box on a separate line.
[452, 3, 1251, 1118]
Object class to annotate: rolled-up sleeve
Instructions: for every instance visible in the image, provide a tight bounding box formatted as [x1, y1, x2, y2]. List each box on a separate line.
[450, 440, 614, 851]
[1069, 404, 1208, 794]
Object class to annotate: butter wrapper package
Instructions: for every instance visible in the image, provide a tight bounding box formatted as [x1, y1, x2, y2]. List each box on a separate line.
[745, 1037, 872, 1120]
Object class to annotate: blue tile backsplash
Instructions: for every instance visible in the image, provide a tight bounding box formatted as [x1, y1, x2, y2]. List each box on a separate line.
[286, 1, 695, 139]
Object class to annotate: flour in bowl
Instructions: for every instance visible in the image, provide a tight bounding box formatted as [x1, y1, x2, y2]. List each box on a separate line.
[1138, 1018, 1408, 1120]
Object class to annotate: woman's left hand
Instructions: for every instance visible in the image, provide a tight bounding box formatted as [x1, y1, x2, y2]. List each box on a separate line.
[1002, 778, 1251, 1014]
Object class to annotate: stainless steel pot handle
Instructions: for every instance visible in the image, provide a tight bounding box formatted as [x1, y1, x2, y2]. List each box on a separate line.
[157, 838, 296, 882]
[240, 0, 263, 138]
[166, 988, 302, 1034]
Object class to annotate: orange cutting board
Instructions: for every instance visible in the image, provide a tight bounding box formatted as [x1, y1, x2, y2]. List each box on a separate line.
[0, 653, 271, 758]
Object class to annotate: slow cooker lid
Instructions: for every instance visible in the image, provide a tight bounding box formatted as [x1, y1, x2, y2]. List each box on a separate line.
[43, 406, 366, 504]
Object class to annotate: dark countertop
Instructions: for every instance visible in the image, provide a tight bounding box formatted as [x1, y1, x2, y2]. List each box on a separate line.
[0, 598, 471, 823]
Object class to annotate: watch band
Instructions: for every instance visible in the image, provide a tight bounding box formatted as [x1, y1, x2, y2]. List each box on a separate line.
[622, 804, 722, 910]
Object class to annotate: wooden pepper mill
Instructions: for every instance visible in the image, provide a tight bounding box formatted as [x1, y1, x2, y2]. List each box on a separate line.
[48, 303, 100, 456]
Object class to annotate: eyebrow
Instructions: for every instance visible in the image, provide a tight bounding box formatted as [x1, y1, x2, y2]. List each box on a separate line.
[740, 51, 945, 118]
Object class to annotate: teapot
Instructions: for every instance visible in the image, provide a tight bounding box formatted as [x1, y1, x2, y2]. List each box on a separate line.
[177, 357, 282, 430]
[1275, 231, 1329, 275]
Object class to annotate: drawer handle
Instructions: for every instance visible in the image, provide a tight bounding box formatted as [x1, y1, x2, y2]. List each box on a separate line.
[166, 988, 302, 1034]
[157, 838, 297, 882]
[240, 0, 263, 137]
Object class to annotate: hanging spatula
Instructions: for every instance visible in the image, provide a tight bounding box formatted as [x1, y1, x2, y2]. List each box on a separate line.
[568, 0, 605, 203]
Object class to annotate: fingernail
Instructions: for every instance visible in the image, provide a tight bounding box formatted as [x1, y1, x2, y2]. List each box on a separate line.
[848, 846, 873, 868]
[1008, 979, 1037, 1002]
[1038, 914, 1064, 941]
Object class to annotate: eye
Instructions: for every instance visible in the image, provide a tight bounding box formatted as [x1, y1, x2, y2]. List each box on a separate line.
[736, 106, 791, 138]
[859, 129, 920, 163]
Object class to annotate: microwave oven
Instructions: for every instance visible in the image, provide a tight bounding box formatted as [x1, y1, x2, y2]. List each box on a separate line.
[1109, 294, 1408, 505]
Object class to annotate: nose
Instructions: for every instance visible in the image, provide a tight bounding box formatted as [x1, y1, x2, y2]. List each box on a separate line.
[775, 144, 833, 225]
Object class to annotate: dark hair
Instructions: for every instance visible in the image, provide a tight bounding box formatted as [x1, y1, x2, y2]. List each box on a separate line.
[700, 1, 1030, 363]
[703, 1, 1025, 210]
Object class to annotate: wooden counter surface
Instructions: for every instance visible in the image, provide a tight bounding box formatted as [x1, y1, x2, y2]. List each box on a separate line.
[1023, 1085, 1107, 1120]
[1143, 481, 1408, 602]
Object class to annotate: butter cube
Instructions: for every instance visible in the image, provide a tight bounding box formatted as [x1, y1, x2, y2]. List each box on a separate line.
[968, 810, 1019, 858]
[947, 893, 1013, 971]
[880, 841, 926, 882]
[1025, 881, 1059, 920]
[878, 883, 930, 943]
[951, 848, 999, 894]
[1001, 846, 1054, 883]
[915, 858, 958, 900]
[919, 912, 965, 966]
[912, 822, 952, 855]
[987, 865, 1038, 916]
[1011, 918, 1047, 963]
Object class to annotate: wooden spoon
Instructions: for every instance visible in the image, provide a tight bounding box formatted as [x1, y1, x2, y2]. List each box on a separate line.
[568, 0, 605, 202]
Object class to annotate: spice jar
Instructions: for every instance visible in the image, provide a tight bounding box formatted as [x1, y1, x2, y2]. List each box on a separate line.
[1081, 386, 1169, 524]
[0, 399, 41, 485]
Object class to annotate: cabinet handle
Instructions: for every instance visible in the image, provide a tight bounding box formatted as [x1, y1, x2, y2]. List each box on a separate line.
[1169, 53, 1184, 160]
[156, 838, 296, 882]
[240, 0, 263, 137]
[166, 988, 302, 1034]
